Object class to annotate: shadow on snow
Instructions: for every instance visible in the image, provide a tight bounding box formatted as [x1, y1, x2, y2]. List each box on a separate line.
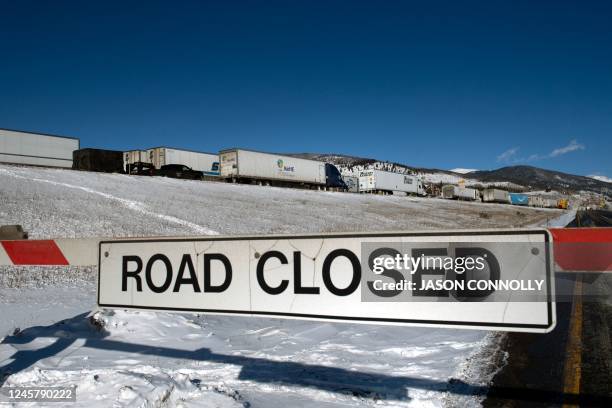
[0, 313, 609, 405]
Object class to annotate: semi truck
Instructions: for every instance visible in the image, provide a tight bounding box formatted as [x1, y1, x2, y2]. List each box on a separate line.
[482, 188, 510, 203]
[147, 147, 219, 176]
[358, 169, 425, 195]
[219, 148, 347, 190]
[441, 185, 479, 201]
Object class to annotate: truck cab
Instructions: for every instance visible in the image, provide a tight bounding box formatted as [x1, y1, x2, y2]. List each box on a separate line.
[417, 179, 426, 196]
[325, 163, 348, 190]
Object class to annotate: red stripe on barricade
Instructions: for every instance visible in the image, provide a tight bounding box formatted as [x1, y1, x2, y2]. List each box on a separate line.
[549, 227, 612, 243]
[549, 228, 612, 272]
[1, 240, 70, 265]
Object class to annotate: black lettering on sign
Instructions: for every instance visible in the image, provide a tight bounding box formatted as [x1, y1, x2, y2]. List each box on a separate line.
[256, 251, 289, 295]
[122, 255, 142, 292]
[173, 254, 201, 293]
[204, 253, 233, 293]
[322, 249, 361, 296]
[293, 251, 320, 294]
[145, 254, 173, 293]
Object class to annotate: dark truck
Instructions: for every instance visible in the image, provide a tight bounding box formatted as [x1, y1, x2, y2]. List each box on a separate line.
[156, 164, 204, 180]
[127, 162, 155, 176]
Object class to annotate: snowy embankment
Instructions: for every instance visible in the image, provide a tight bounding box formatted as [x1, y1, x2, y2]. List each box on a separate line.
[0, 164, 565, 407]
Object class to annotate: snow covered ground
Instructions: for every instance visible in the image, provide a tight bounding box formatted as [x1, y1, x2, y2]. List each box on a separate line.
[0, 164, 565, 407]
[0, 165, 558, 238]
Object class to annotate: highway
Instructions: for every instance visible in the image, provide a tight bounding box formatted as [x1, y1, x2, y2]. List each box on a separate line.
[484, 210, 611, 407]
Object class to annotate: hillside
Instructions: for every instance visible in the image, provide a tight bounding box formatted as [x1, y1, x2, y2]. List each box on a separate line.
[290, 153, 610, 194]
[470, 165, 611, 193]
[289, 152, 456, 176]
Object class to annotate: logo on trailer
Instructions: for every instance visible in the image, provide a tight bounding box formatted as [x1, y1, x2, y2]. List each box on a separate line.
[277, 159, 295, 172]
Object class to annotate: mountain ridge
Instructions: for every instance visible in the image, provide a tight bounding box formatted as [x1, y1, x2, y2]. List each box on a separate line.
[288, 153, 610, 194]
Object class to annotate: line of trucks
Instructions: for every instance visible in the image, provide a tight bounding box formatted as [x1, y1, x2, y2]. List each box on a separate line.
[442, 185, 568, 208]
[71, 146, 569, 209]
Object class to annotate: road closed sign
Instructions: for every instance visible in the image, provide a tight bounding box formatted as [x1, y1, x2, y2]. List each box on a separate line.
[98, 230, 556, 333]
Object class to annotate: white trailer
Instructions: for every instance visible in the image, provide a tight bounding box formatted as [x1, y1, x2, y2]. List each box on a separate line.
[124, 150, 149, 167]
[359, 169, 425, 195]
[0, 128, 79, 168]
[543, 198, 557, 208]
[482, 188, 510, 203]
[220, 148, 326, 186]
[147, 147, 219, 175]
[441, 185, 479, 201]
[528, 196, 544, 207]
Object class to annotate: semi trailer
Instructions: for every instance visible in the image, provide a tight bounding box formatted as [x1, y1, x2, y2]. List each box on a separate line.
[543, 198, 558, 208]
[0, 128, 79, 168]
[528, 195, 544, 207]
[73, 148, 124, 173]
[441, 185, 479, 201]
[359, 169, 425, 195]
[219, 148, 347, 189]
[509, 193, 529, 206]
[527, 196, 556, 208]
[482, 188, 510, 203]
[124, 150, 150, 172]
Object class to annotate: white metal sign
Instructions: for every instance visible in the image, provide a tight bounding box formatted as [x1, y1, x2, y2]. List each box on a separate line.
[98, 230, 555, 333]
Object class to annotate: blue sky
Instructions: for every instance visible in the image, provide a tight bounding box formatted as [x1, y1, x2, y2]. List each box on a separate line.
[1, 1, 610, 178]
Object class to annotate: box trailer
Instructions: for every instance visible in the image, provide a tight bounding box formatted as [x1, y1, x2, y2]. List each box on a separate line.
[147, 147, 219, 175]
[359, 170, 425, 195]
[456, 187, 479, 201]
[509, 193, 529, 206]
[441, 185, 479, 201]
[543, 198, 558, 208]
[73, 148, 124, 173]
[482, 188, 510, 203]
[124, 150, 149, 169]
[528, 196, 543, 207]
[0, 128, 79, 168]
[219, 148, 346, 189]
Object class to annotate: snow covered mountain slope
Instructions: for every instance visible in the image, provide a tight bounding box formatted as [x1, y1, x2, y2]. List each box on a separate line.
[0, 164, 564, 407]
